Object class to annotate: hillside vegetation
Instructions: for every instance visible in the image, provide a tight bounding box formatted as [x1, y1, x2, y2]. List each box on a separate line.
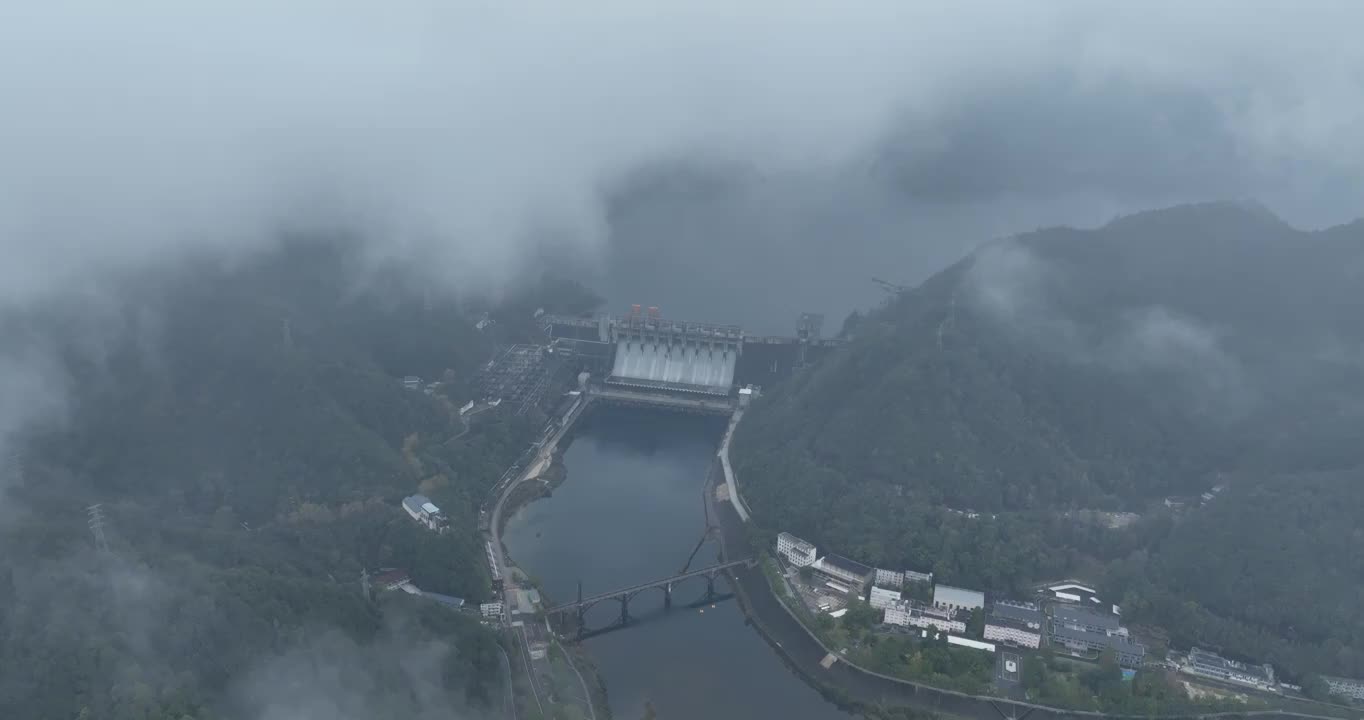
[0, 242, 593, 720]
[733, 203, 1364, 681]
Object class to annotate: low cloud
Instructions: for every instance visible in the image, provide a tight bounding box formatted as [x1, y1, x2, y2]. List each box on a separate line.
[234, 617, 489, 720]
[1104, 306, 1236, 378]
[2, 1, 1363, 314]
[963, 240, 1252, 415]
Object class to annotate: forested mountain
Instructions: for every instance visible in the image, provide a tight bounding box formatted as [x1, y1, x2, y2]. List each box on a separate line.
[733, 202, 1364, 680]
[0, 241, 593, 719]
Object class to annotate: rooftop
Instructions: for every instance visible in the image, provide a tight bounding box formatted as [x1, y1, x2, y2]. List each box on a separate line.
[987, 615, 1041, 633]
[1051, 624, 1146, 658]
[778, 532, 816, 554]
[934, 584, 985, 607]
[1054, 603, 1120, 631]
[423, 592, 466, 608]
[1048, 582, 1097, 595]
[822, 553, 873, 578]
[991, 600, 1042, 625]
[1190, 648, 1272, 681]
[372, 569, 410, 586]
[947, 636, 996, 652]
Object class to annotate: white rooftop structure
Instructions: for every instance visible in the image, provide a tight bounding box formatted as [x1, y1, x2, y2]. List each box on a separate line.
[947, 636, 996, 653]
[869, 586, 902, 610]
[1048, 582, 1096, 594]
[933, 584, 985, 611]
[776, 532, 818, 567]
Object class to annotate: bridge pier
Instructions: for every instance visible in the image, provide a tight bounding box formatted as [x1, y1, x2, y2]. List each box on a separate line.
[618, 596, 631, 626]
[663, 582, 673, 611]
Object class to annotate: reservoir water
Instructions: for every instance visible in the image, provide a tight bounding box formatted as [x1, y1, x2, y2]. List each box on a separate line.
[502, 407, 851, 720]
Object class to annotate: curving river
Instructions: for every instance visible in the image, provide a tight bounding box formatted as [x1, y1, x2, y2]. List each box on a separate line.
[502, 407, 851, 720]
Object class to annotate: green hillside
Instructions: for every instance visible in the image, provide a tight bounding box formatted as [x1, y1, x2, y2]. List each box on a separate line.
[0, 242, 592, 719]
[733, 203, 1364, 680]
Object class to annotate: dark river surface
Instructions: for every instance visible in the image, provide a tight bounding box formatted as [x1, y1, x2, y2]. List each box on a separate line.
[502, 407, 852, 720]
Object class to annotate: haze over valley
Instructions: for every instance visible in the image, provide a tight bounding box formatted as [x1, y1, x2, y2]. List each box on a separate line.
[2, 3, 1363, 719]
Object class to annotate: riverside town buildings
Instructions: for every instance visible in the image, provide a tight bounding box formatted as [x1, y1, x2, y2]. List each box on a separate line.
[933, 584, 985, 612]
[1049, 604, 1146, 668]
[1184, 648, 1277, 692]
[883, 602, 966, 634]
[1323, 676, 1364, 702]
[984, 600, 1043, 649]
[776, 532, 817, 567]
[874, 568, 904, 588]
[402, 494, 449, 533]
[812, 554, 874, 591]
[870, 586, 902, 610]
[903, 568, 934, 584]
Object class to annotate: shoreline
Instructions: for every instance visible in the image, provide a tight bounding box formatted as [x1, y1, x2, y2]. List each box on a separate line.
[708, 451, 1360, 720]
[491, 400, 609, 720]
[493, 402, 1357, 720]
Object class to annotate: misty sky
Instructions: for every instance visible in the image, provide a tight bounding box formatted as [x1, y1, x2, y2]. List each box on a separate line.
[2, 0, 1362, 330]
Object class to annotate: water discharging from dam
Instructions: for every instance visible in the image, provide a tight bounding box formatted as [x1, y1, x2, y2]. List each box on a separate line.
[610, 338, 737, 391]
[603, 312, 744, 395]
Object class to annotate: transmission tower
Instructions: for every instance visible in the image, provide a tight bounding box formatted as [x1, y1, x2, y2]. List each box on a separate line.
[87, 504, 110, 553]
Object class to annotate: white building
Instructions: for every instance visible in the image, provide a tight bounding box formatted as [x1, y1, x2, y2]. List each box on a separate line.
[1045, 582, 1099, 604]
[1324, 676, 1364, 701]
[870, 586, 902, 610]
[883, 601, 966, 634]
[874, 568, 904, 588]
[402, 494, 449, 533]
[883, 602, 913, 627]
[984, 617, 1042, 649]
[904, 568, 934, 584]
[985, 600, 1043, 648]
[480, 602, 504, 619]
[776, 532, 817, 567]
[911, 607, 966, 635]
[1184, 648, 1276, 692]
[933, 584, 985, 612]
[812, 554, 873, 590]
[947, 636, 996, 653]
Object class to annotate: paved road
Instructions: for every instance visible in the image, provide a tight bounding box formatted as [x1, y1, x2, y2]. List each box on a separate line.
[717, 408, 749, 521]
[488, 394, 589, 587]
[496, 643, 518, 720]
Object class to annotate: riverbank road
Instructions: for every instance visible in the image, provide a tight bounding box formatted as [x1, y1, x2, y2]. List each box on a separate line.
[488, 394, 590, 582]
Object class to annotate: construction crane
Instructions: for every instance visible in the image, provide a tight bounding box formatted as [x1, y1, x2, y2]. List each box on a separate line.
[871, 277, 909, 294]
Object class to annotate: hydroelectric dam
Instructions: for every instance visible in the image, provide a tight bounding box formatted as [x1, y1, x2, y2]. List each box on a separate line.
[543, 306, 841, 403]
